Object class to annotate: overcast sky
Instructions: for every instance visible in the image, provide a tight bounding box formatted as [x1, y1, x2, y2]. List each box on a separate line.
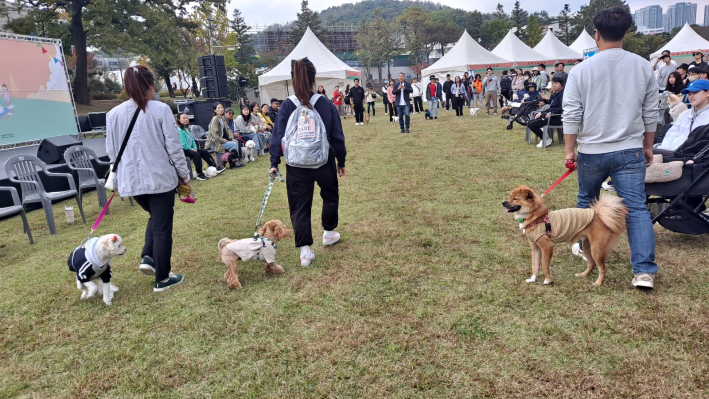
[230, 0, 709, 28]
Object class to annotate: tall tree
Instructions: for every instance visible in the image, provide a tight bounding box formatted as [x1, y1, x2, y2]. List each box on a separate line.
[494, 3, 507, 21]
[524, 15, 543, 47]
[396, 7, 437, 68]
[465, 10, 484, 42]
[510, 1, 528, 39]
[230, 8, 253, 64]
[291, 0, 324, 44]
[571, 0, 631, 38]
[480, 19, 510, 49]
[356, 8, 395, 81]
[557, 4, 573, 45]
[429, 10, 462, 58]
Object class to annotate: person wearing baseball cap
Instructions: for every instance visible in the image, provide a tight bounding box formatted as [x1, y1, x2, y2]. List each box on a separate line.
[424, 74, 442, 119]
[655, 79, 709, 153]
[689, 49, 708, 71]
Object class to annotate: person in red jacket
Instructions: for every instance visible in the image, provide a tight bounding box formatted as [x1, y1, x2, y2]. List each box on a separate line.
[333, 85, 344, 118]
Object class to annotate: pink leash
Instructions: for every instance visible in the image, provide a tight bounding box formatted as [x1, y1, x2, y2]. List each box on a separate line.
[541, 160, 577, 197]
[91, 192, 116, 234]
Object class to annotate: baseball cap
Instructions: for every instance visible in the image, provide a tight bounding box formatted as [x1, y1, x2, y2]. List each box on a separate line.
[225, 107, 234, 113]
[681, 79, 709, 94]
[525, 82, 537, 89]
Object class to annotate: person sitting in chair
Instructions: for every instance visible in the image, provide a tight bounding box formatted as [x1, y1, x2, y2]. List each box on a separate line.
[177, 113, 220, 180]
[499, 82, 541, 116]
[528, 77, 565, 148]
[655, 79, 709, 154]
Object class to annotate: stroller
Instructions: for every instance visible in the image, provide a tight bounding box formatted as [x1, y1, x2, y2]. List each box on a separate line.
[646, 127, 709, 235]
[505, 99, 538, 130]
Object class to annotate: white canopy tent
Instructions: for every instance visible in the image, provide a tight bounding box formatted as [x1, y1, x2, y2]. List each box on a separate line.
[533, 30, 583, 63]
[258, 27, 361, 103]
[569, 29, 597, 55]
[649, 23, 709, 63]
[492, 30, 552, 66]
[421, 30, 510, 77]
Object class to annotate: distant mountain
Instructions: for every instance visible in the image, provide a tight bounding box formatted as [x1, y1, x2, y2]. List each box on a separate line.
[319, 0, 465, 25]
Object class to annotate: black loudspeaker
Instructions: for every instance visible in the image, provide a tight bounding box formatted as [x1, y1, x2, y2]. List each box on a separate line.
[192, 100, 231, 130]
[201, 86, 230, 99]
[198, 55, 225, 67]
[37, 135, 83, 164]
[199, 65, 227, 78]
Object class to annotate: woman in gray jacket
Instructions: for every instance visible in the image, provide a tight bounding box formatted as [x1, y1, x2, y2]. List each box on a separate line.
[106, 65, 189, 292]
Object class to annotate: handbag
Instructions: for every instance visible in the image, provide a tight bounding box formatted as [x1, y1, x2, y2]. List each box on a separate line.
[105, 107, 141, 191]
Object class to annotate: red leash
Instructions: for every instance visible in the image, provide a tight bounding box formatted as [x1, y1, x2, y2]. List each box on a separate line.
[91, 192, 116, 233]
[541, 159, 577, 197]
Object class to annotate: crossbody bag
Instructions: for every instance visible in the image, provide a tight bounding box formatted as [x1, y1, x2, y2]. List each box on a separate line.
[105, 107, 141, 191]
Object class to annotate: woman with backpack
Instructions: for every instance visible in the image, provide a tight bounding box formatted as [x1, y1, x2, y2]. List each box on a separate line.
[269, 58, 347, 267]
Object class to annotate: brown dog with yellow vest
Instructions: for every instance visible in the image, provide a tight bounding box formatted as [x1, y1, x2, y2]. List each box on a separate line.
[503, 185, 628, 286]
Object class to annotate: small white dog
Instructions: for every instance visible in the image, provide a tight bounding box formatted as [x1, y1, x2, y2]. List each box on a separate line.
[67, 234, 126, 306]
[205, 166, 218, 178]
[668, 93, 689, 122]
[469, 107, 480, 116]
[243, 140, 257, 163]
[393, 116, 399, 123]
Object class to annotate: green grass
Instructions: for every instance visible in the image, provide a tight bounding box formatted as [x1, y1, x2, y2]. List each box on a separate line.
[1, 108, 709, 398]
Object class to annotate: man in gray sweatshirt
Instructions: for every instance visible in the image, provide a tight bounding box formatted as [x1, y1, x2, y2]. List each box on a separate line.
[562, 6, 659, 289]
[482, 68, 500, 115]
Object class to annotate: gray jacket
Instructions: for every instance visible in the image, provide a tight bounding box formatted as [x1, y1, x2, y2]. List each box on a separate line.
[106, 100, 189, 197]
[483, 75, 500, 94]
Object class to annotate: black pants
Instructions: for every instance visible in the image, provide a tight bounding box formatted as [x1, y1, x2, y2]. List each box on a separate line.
[184, 149, 216, 174]
[444, 93, 452, 110]
[367, 102, 376, 116]
[452, 96, 464, 116]
[413, 96, 423, 113]
[388, 103, 397, 122]
[286, 157, 339, 247]
[383, 98, 389, 114]
[528, 115, 562, 139]
[353, 103, 364, 123]
[133, 190, 176, 282]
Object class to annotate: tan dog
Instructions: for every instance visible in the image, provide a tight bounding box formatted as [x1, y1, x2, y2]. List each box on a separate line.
[217, 220, 291, 289]
[502, 186, 628, 286]
[364, 114, 370, 124]
[668, 93, 689, 122]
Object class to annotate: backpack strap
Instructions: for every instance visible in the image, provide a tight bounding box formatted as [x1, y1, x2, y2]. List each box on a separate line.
[288, 94, 322, 109]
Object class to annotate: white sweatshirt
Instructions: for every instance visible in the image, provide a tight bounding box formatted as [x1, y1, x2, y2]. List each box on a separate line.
[562, 48, 659, 154]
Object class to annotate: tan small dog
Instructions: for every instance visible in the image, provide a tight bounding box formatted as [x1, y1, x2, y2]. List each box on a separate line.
[502, 186, 628, 286]
[668, 93, 689, 122]
[364, 114, 370, 124]
[217, 220, 291, 289]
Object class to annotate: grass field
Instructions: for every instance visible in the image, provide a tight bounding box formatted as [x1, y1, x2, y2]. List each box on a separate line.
[1, 106, 709, 398]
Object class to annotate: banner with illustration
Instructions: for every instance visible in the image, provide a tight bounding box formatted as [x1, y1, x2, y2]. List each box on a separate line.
[0, 35, 77, 145]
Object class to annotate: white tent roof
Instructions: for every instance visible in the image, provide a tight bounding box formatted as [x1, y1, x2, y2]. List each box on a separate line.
[534, 30, 583, 61]
[569, 29, 597, 55]
[492, 30, 552, 63]
[258, 27, 360, 86]
[650, 23, 709, 59]
[421, 30, 510, 76]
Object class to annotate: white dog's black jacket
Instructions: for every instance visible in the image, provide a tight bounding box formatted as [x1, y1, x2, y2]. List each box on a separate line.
[68, 237, 112, 283]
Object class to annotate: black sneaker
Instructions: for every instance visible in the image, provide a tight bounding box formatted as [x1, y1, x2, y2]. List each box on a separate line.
[216, 166, 226, 174]
[405, 129, 410, 133]
[196, 173, 209, 181]
[434, 116, 437, 119]
[138, 256, 155, 276]
[154, 273, 184, 292]
[400, 129, 405, 134]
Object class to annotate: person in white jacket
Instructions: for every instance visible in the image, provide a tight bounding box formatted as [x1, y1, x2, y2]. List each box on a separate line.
[411, 77, 423, 114]
[655, 79, 709, 153]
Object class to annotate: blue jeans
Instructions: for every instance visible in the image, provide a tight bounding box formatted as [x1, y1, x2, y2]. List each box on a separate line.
[397, 104, 410, 130]
[576, 149, 657, 275]
[428, 98, 439, 117]
[223, 140, 240, 156]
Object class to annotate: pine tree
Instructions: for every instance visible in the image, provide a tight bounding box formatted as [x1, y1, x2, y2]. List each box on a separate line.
[510, 1, 528, 39]
[525, 15, 543, 47]
[494, 3, 507, 21]
[291, 0, 325, 44]
[557, 4, 573, 45]
[230, 9, 253, 64]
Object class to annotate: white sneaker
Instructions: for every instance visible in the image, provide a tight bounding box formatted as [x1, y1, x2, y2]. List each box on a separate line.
[535, 141, 544, 148]
[632, 273, 655, 289]
[323, 231, 341, 246]
[571, 243, 587, 261]
[602, 181, 615, 192]
[300, 250, 315, 267]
